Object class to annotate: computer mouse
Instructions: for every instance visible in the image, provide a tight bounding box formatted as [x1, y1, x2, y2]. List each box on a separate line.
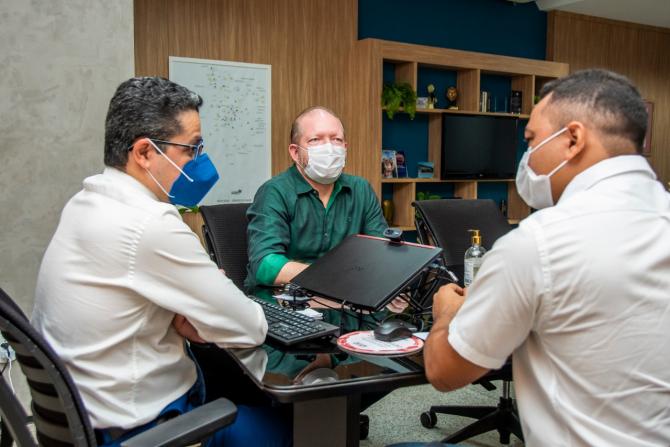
[373, 320, 417, 342]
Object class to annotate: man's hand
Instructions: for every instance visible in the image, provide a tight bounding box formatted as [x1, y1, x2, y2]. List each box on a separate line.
[172, 314, 206, 344]
[432, 283, 467, 322]
[386, 296, 409, 313]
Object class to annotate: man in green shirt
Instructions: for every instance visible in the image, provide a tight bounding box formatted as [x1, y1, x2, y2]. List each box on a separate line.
[245, 106, 388, 290]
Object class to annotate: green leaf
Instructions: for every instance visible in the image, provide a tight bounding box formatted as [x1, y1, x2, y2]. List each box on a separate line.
[178, 205, 200, 215]
[381, 82, 417, 120]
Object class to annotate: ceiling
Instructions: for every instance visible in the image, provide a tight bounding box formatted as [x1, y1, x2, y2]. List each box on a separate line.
[532, 0, 670, 29]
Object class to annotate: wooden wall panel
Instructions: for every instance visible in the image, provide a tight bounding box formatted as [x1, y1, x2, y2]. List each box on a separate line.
[134, 0, 169, 76]
[547, 11, 670, 186]
[344, 38, 382, 194]
[134, 0, 359, 178]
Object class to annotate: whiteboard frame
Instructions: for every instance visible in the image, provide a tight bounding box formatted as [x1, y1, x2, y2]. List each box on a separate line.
[168, 56, 272, 204]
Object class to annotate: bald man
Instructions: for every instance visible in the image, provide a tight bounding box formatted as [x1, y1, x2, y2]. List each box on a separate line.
[245, 106, 388, 290]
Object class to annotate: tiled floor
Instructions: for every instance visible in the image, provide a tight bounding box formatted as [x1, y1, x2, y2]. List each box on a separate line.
[361, 383, 524, 447]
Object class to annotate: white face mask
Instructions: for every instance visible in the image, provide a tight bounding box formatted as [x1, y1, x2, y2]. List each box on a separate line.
[297, 143, 346, 185]
[515, 127, 568, 210]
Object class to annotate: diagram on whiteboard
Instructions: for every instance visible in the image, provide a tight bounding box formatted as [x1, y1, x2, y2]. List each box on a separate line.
[169, 57, 271, 204]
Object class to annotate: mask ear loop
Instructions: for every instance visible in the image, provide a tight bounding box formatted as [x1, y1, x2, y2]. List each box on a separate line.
[147, 139, 194, 182]
[145, 168, 175, 199]
[293, 145, 310, 171]
[547, 158, 569, 177]
[529, 127, 568, 154]
[527, 127, 569, 178]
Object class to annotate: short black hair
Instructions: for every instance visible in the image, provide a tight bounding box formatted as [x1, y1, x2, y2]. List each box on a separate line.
[540, 69, 647, 153]
[104, 77, 203, 168]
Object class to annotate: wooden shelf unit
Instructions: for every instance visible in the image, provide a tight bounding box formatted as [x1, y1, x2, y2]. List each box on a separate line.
[361, 39, 569, 229]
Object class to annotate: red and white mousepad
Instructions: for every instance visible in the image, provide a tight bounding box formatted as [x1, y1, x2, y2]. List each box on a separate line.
[337, 330, 424, 356]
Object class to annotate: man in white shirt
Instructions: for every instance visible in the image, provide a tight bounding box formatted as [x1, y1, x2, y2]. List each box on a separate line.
[422, 69, 670, 446]
[32, 77, 290, 446]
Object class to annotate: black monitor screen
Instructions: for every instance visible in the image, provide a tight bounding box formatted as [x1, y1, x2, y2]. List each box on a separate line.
[441, 115, 518, 179]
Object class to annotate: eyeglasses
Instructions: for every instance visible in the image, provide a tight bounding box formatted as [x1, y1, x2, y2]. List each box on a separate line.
[150, 138, 205, 160]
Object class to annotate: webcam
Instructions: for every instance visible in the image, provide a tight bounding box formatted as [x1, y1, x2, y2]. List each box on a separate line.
[383, 227, 403, 244]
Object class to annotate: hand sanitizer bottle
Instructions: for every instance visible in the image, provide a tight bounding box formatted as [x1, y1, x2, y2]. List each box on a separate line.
[464, 229, 486, 287]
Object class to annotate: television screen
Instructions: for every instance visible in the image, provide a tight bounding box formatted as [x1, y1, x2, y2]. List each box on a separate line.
[441, 115, 519, 179]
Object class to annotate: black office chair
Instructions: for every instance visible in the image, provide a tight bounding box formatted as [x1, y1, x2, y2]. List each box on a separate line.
[200, 203, 251, 290]
[413, 199, 524, 445]
[192, 203, 274, 407]
[0, 288, 238, 447]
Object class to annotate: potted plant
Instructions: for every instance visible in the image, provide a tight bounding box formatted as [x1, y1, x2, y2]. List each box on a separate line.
[381, 82, 417, 120]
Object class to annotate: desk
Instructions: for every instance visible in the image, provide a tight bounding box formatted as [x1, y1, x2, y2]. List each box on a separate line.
[225, 288, 428, 447]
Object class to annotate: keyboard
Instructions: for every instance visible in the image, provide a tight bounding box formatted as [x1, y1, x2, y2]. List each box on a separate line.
[250, 296, 340, 345]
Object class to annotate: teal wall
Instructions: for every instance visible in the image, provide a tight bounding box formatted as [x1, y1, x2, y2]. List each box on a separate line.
[364, 0, 544, 214]
[359, 0, 547, 60]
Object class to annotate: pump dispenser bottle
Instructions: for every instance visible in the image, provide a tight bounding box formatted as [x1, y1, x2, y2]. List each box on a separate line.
[464, 229, 486, 287]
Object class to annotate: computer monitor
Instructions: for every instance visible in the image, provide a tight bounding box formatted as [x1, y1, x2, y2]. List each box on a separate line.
[441, 114, 519, 179]
[290, 234, 443, 311]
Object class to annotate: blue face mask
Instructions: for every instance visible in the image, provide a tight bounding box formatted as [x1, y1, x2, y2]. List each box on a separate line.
[146, 140, 220, 207]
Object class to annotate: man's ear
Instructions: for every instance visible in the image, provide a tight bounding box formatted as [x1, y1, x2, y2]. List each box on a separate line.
[128, 138, 154, 169]
[288, 144, 300, 164]
[564, 121, 586, 160]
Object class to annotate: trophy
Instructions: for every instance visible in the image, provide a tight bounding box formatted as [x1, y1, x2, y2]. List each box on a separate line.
[427, 84, 437, 109]
[446, 86, 458, 110]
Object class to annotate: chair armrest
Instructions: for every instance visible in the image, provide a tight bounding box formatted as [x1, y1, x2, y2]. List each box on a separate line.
[120, 398, 237, 447]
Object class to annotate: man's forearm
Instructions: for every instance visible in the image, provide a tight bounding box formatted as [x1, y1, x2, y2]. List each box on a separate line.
[273, 261, 309, 285]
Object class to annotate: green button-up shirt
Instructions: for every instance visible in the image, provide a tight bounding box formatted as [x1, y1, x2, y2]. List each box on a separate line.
[245, 165, 388, 290]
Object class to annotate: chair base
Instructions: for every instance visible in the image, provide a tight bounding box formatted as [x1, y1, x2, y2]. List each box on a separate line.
[422, 395, 524, 445]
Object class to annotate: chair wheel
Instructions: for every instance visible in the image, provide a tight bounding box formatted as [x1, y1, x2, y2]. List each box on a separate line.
[420, 411, 437, 428]
[359, 414, 369, 440]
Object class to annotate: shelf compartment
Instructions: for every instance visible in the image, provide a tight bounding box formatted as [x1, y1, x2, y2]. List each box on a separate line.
[388, 107, 530, 119]
[511, 75, 535, 115]
[382, 178, 515, 183]
[416, 66, 457, 109]
[390, 182, 416, 228]
[454, 181, 477, 200]
[507, 181, 530, 220]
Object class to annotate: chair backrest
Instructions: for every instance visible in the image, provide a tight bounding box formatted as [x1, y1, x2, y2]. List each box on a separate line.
[0, 288, 97, 447]
[199, 203, 251, 290]
[0, 366, 36, 447]
[413, 199, 512, 270]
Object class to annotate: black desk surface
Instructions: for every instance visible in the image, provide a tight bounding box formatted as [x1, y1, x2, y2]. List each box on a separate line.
[226, 287, 427, 403]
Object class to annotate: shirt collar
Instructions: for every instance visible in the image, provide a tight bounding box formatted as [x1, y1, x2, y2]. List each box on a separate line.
[559, 155, 656, 203]
[288, 164, 351, 195]
[83, 167, 166, 207]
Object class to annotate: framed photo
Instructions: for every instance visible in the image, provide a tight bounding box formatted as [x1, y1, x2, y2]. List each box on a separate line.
[417, 161, 434, 178]
[642, 101, 653, 157]
[395, 150, 408, 177]
[381, 149, 398, 178]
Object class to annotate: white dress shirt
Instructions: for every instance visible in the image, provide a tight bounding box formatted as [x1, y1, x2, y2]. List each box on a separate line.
[448, 155, 670, 446]
[32, 167, 267, 429]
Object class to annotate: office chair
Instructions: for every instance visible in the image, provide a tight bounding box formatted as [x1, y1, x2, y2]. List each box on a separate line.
[192, 203, 276, 409]
[413, 199, 524, 445]
[200, 203, 251, 290]
[0, 288, 238, 447]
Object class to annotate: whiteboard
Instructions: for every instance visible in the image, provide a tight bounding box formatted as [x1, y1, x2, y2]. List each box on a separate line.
[169, 56, 271, 204]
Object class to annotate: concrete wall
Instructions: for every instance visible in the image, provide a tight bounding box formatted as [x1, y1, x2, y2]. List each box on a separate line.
[0, 0, 135, 315]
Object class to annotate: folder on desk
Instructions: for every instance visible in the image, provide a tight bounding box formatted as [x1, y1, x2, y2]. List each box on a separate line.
[290, 234, 442, 311]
